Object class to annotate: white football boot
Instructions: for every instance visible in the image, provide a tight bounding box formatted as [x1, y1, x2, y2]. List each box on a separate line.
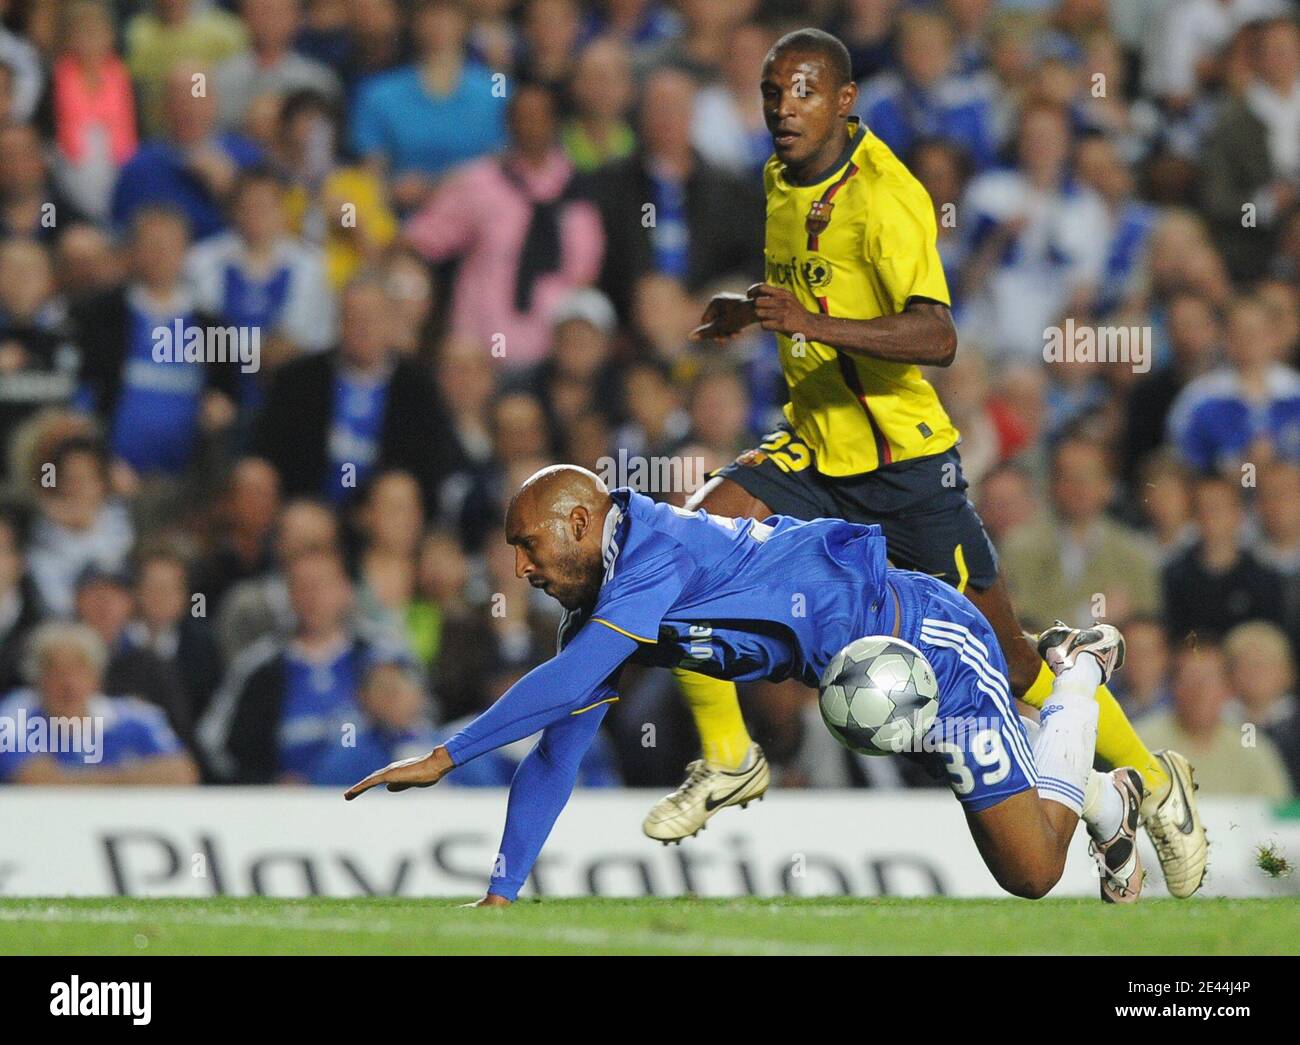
[642, 744, 770, 844]
[1036, 620, 1126, 682]
[1141, 749, 1209, 898]
[1089, 767, 1145, 904]
[1038, 622, 1208, 897]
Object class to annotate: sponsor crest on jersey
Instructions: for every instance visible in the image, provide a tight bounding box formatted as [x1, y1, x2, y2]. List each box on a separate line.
[735, 448, 768, 467]
[801, 254, 832, 289]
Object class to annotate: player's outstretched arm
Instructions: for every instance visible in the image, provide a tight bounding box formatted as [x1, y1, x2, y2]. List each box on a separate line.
[343, 746, 454, 800]
[343, 621, 637, 801]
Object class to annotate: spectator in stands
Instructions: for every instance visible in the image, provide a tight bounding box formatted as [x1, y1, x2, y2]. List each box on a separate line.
[1121, 290, 1222, 485]
[404, 79, 605, 370]
[51, 1, 139, 222]
[1163, 474, 1287, 644]
[634, 0, 737, 83]
[0, 1, 44, 124]
[856, 10, 998, 172]
[681, 364, 754, 467]
[0, 122, 87, 243]
[296, 0, 408, 93]
[1201, 16, 1300, 280]
[0, 621, 198, 785]
[129, 544, 224, 724]
[377, 249, 435, 358]
[349, 469, 423, 651]
[1074, 133, 1159, 318]
[433, 334, 498, 547]
[1140, 641, 1292, 800]
[406, 528, 495, 722]
[350, 0, 506, 212]
[251, 272, 462, 511]
[1258, 461, 1300, 575]
[274, 88, 397, 289]
[125, 0, 248, 136]
[192, 456, 280, 616]
[186, 164, 336, 411]
[910, 138, 973, 307]
[74, 563, 192, 741]
[515, 289, 621, 437]
[111, 61, 263, 242]
[516, 0, 582, 101]
[0, 241, 79, 462]
[309, 661, 438, 786]
[0, 508, 43, 696]
[54, 221, 122, 304]
[959, 102, 1108, 360]
[592, 66, 764, 321]
[25, 437, 134, 618]
[72, 206, 238, 488]
[199, 545, 401, 783]
[1167, 294, 1300, 476]
[214, 496, 339, 659]
[1225, 620, 1300, 791]
[615, 360, 690, 465]
[563, 37, 635, 172]
[215, 0, 341, 132]
[1136, 449, 1197, 563]
[1000, 435, 1160, 631]
[975, 461, 1041, 547]
[1111, 614, 1173, 720]
[691, 20, 777, 177]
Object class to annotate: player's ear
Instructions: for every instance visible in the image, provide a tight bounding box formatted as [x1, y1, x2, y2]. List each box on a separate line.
[838, 81, 857, 118]
[569, 504, 591, 542]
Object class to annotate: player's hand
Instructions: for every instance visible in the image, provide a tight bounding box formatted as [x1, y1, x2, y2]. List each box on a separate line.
[459, 894, 512, 908]
[689, 292, 758, 341]
[343, 746, 453, 800]
[749, 283, 813, 337]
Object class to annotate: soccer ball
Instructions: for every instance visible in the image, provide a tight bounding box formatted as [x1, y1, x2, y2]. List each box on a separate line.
[818, 636, 939, 755]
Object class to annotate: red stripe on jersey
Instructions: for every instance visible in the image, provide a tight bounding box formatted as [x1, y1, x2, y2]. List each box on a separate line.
[805, 161, 860, 252]
[813, 295, 893, 468]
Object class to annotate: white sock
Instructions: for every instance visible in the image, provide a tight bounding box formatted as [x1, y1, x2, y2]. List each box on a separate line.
[1031, 659, 1101, 815]
[1082, 770, 1124, 841]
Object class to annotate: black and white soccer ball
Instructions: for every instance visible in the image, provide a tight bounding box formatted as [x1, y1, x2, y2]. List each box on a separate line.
[818, 636, 939, 755]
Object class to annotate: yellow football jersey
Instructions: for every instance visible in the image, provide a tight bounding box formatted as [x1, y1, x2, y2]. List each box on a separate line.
[763, 116, 959, 476]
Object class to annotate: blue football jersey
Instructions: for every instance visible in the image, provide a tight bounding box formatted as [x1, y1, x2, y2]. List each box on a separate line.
[564, 488, 896, 687]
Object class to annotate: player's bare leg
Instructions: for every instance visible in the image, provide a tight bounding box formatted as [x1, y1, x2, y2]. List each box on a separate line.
[642, 476, 773, 843]
[965, 577, 1206, 897]
[966, 622, 1143, 900]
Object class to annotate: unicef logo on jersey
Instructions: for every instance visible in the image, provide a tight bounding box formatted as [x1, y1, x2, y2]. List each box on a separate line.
[801, 254, 832, 289]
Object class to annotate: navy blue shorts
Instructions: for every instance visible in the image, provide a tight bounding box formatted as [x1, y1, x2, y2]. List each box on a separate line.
[713, 423, 1000, 592]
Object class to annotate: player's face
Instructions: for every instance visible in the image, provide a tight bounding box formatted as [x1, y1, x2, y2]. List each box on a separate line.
[506, 510, 602, 611]
[760, 51, 856, 169]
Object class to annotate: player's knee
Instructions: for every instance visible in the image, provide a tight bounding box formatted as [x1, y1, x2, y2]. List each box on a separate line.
[995, 854, 1064, 900]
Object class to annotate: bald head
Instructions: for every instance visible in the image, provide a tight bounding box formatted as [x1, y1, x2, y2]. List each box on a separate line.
[506, 465, 612, 610]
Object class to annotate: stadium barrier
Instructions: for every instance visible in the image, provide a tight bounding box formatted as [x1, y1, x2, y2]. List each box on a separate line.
[3, 789, 1295, 899]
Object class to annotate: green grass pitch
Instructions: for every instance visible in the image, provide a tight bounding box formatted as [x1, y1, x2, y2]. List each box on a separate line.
[1, 897, 1297, 955]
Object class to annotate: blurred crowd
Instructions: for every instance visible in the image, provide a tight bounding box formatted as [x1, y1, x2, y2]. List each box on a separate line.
[0, 0, 1297, 801]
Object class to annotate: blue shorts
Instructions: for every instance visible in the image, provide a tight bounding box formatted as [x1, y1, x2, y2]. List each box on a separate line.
[891, 570, 1039, 812]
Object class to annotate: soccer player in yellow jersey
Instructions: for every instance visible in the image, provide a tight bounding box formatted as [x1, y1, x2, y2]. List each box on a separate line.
[642, 27, 1207, 899]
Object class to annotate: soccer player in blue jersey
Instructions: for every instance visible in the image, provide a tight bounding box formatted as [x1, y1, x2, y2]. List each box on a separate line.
[345, 466, 1144, 904]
